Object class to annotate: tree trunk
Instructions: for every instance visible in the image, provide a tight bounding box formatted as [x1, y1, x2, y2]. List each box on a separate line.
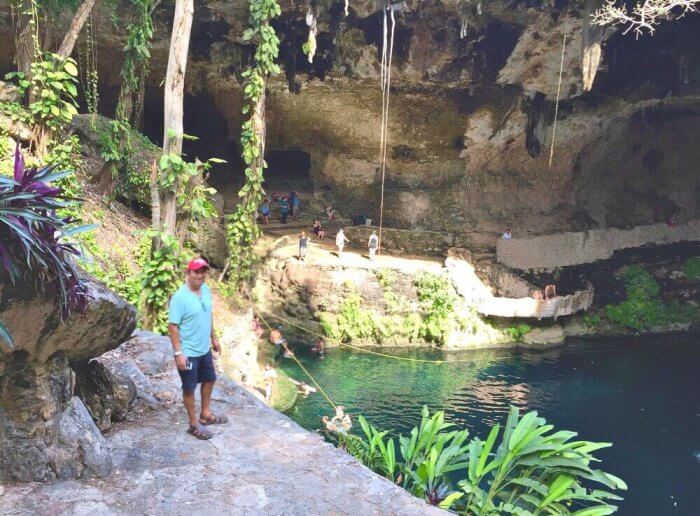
[15, 1, 36, 80]
[160, 0, 194, 238]
[57, 0, 96, 59]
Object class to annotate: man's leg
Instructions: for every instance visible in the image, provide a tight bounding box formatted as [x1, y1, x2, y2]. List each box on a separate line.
[200, 381, 215, 420]
[183, 389, 199, 426]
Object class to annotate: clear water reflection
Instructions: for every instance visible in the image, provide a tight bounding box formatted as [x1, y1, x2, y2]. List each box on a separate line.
[281, 334, 699, 515]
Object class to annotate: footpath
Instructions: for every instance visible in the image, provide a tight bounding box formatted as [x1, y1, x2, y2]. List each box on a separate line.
[0, 333, 442, 516]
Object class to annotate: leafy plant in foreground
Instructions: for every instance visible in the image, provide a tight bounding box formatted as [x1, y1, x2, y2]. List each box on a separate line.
[0, 147, 89, 345]
[342, 406, 626, 514]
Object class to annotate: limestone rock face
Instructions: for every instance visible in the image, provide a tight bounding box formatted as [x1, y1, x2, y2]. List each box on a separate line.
[1, 1, 697, 240]
[74, 358, 137, 432]
[0, 275, 136, 481]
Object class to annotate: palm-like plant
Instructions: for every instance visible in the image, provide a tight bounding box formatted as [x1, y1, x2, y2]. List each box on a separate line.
[341, 406, 626, 514]
[0, 146, 89, 347]
[457, 407, 626, 515]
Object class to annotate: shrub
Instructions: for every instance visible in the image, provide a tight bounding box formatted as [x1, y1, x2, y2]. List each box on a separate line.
[605, 265, 696, 331]
[415, 272, 463, 344]
[504, 323, 532, 342]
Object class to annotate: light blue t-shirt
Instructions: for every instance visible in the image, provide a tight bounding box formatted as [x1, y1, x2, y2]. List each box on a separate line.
[168, 284, 212, 357]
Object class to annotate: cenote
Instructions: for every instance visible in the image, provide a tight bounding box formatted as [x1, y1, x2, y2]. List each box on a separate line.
[281, 334, 700, 515]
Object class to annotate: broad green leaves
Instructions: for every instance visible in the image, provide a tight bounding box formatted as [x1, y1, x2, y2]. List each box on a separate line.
[343, 406, 626, 514]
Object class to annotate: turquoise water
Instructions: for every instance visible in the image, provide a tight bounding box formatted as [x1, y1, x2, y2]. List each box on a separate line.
[281, 334, 699, 515]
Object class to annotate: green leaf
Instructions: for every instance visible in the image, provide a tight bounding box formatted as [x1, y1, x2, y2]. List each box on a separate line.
[63, 61, 78, 77]
[539, 475, 575, 509]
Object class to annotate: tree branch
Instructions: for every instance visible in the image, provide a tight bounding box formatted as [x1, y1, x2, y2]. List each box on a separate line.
[592, 0, 699, 37]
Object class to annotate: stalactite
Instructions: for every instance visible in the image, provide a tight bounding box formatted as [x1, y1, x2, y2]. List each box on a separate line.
[306, 3, 317, 64]
[582, 0, 604, 91]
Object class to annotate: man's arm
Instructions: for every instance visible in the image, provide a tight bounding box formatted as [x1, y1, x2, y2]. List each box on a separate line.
[168, 323, 188, 370]
[210, 311, 221, 353]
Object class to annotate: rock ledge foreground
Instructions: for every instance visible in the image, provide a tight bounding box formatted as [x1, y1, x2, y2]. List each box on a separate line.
[1, 333, 443, 515]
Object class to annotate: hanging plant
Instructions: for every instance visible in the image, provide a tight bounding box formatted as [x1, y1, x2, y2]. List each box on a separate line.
[223, 0, 281, 289]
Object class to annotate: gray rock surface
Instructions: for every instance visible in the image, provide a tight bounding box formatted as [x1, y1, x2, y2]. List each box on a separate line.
[55, 397, 113, 479]
[74, 359, 136, 431]
[0, 354, 444, 515]
[0, 276, 136, 481]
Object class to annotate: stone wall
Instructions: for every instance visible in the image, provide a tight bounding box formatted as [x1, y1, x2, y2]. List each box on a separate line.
[497, 220, 700, 270]
[343, 225, 497, 256]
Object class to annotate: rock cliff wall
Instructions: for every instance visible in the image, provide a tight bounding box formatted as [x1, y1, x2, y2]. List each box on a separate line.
[1, 1, 697, 238]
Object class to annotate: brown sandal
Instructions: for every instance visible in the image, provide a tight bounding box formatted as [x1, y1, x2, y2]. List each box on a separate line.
[200, 414, 228, 426]
[188, 425, 213, 440]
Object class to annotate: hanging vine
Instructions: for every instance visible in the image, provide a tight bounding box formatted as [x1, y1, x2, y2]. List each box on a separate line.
[115, 0, 155, 126]
[78, 12, 99, 118]
[223, 0, 281, 288]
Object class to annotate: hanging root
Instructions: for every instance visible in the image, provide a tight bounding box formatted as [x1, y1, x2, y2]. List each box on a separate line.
[344, 0, 349, 16]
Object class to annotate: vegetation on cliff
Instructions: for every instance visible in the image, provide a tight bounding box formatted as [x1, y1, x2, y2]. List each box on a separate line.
[603, 265, 697, 332]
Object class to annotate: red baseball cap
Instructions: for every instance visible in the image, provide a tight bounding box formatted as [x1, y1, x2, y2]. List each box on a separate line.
[187, 257, 210, 271]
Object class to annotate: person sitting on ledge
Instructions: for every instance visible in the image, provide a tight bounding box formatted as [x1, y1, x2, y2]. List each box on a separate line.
[502, 228, 512, 239]
[532, 290, 543, 300]
[544, 284, 556, 299]
[311, 337, 325, 355]
[312, 220, 326, 239]
[325, 206, 338, 221]
[322, 405, 352, 434]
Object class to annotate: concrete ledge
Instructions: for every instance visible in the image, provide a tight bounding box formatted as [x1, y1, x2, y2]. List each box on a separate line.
[477, 283, 594, 320]
[497, 220, 700, 270]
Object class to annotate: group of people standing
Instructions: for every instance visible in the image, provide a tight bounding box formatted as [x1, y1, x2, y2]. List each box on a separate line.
[299, 228, 379, 262]
[260, 191, 302, 224]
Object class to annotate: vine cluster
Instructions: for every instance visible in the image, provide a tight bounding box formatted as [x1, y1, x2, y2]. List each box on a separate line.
[225, 0, 281, 288]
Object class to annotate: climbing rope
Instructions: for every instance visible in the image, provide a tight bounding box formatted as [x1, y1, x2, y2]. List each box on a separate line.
[548, 33, 567, 170]
[258, 310, 627, 364]
[377, 2, 396, 254]
[258, 311, 473, 364]
[257, 311, 338, 409]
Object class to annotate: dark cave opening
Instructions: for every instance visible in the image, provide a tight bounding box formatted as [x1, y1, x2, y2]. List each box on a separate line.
[139, 88, 240, 207]
[263, 149, 313, 195]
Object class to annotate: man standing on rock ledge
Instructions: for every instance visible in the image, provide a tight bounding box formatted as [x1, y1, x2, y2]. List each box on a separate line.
[168, 257, 228, 440]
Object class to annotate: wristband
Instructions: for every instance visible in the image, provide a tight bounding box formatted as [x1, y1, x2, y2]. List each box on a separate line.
[174, 351, 183, 357]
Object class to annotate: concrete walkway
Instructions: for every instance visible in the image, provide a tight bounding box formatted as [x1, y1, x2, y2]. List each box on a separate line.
[0, 366, 443, 515]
